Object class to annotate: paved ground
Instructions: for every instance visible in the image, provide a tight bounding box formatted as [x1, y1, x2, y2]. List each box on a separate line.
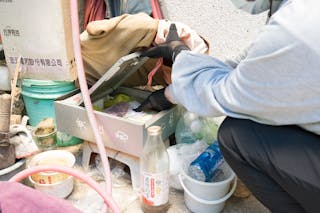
[159, 0, 266, 60]
[61, 145, 270, 213]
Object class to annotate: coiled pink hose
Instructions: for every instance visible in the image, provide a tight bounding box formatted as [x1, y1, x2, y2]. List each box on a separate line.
[9, 165, 119, 212]
[11, 1, 120, 212]
[69, 0, 113, 197]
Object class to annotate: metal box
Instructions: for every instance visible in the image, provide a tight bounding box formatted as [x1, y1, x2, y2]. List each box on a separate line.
[55, 53, 180, 157]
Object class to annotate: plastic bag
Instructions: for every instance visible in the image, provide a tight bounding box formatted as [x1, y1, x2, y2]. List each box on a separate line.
[167, 140, 208, 190]
[175, 111, 220, 145]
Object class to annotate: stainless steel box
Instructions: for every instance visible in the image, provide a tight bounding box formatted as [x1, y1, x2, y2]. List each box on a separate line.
[55, 53, 180, 157]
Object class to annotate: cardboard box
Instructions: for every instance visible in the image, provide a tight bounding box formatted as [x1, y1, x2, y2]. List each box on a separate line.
[55, 53, 181, 157]
[55, 53, 180, 157]
[0, 0, 76, 81]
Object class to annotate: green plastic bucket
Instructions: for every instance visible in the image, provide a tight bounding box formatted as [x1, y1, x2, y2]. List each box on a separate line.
[21, 79, 76, 126]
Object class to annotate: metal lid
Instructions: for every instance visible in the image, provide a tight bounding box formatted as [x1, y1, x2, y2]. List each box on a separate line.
[89, 52, 148, 102]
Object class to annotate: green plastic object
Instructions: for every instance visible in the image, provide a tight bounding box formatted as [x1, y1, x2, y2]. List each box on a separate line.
[175, 111, 220, 145]
[104, 94, 131, 109]
[21, 79, 76, 126]
[56, 132, 83, 147]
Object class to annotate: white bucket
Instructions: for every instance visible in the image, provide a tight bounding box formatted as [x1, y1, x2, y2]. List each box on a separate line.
[181, 162, 235, 200]
[179, 174, 237, 213]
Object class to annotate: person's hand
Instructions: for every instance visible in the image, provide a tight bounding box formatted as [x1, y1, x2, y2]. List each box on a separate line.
[133, 88, 174, 112]
[141, 23, 190, 63]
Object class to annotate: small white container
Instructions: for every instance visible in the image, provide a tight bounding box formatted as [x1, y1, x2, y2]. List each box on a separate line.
[29, 175, 74, 199]
[27, 150, 75, 198]
[28, 150, 75, 184]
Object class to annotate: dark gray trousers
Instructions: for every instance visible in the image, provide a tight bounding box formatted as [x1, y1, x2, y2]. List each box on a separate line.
[218, 117, 320, 213]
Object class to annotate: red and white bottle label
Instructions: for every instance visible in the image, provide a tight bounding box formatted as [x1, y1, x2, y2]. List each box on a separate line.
[141, 171, 169, 206]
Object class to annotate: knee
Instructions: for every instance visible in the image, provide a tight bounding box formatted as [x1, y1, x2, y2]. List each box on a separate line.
[218, 117, 237, 147]
[218, 117, 252, 151]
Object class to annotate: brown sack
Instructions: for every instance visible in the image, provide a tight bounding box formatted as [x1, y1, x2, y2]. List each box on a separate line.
[80, 13, 158, 85]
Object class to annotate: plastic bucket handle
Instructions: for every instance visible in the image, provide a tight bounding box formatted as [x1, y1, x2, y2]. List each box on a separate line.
[179, 173, 237, 205]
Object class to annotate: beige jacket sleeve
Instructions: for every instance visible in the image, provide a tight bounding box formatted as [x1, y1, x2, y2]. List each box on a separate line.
[80, 13, 158, 85]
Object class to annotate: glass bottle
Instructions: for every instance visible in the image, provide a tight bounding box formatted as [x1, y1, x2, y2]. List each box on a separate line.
[140, 126, 170, 213]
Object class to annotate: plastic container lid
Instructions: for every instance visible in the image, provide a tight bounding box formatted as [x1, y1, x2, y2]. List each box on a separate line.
[22, 79, 74, 87]
[21, 79, 76, 99]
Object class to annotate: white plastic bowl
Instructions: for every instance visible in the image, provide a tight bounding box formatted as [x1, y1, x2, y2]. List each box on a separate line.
[29, 175, 74, 199]
[27, 150, 75, 198]
[28, 150, 75, 184]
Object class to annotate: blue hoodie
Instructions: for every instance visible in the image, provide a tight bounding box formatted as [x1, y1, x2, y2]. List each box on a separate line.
[168, 0, 320, 135]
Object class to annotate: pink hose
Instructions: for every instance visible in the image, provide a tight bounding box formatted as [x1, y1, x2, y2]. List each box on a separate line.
[70, 0, 113, 197]
[9, 1, 121, 211]
[9, 166, 120, 212]
[151, 0, 163, 19]
[147, 0, 164, 86]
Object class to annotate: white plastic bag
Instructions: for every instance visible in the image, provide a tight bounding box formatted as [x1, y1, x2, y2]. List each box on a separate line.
[167, 140, 208, 190]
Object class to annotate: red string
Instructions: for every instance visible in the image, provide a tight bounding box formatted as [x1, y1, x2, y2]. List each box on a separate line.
[147, 0, 164, 87]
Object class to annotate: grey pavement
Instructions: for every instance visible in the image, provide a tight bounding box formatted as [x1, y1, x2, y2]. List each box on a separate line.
[159, 0, 266, 60]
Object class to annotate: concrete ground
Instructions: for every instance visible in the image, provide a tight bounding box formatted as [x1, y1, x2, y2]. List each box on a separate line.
[15, 144, 269, 213]
[61, 144, 270, 213]
[66, 147, 269, 213]
[159, 0, 267, 61]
